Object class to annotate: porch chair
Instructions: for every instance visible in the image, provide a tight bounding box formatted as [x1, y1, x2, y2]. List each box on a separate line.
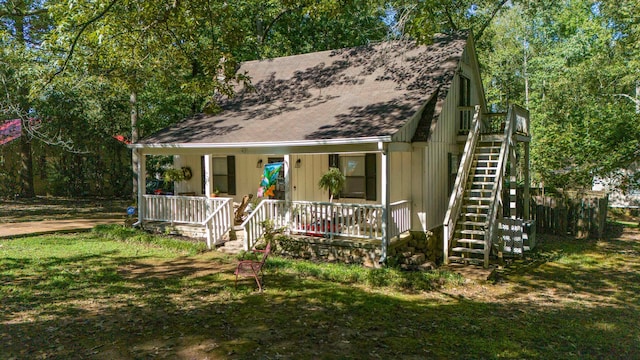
[234, 241, 271, 292]
[234, 194, 253, 225]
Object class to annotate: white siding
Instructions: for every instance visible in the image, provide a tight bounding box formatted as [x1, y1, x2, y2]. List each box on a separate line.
[173, 155, 202, 195]
[418, 69, 462, 231]
[389, 151, 412, 203]
[290, 154, 329, 202]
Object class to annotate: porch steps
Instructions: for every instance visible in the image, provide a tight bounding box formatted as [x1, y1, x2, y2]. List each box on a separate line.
[217, 226, 246, 254]
[448, 138, 502, 266]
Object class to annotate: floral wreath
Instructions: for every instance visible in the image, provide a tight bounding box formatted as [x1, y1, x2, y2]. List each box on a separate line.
[181, 166, 193, 180]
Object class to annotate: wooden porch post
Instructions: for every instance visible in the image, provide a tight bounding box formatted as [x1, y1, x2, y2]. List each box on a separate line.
[203, 154, 211, 196]
[284, 154, 291, 226]
[524, 142, 530, 220]
[137, 149, 145, 224]
[379, 142, 390, 264]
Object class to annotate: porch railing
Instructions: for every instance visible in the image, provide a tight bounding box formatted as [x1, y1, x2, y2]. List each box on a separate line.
[389, 200, 411, 239]
[482, 112, 507, 134]
[241, 199, 412, 251]
[142, 195, 232, 247]
[240, 199, 288, 251]
[202, 198, 232, 249]
[458, 106, 475, 134]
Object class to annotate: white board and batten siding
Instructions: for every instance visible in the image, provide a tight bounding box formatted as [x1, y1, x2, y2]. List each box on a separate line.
[412, 44, 485, 232]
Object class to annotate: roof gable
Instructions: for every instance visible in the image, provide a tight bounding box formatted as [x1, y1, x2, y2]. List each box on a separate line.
[141, 33, 469, 146]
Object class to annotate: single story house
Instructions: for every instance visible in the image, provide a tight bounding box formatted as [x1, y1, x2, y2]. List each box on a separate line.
[131, 32, 532, 267]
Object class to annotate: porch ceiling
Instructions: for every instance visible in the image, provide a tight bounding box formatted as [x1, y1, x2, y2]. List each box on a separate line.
[136, 33, 468, 151]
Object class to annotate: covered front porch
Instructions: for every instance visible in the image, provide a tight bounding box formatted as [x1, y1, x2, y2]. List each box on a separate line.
[137, 193, 412, 259]
[131, 139, 416, 264]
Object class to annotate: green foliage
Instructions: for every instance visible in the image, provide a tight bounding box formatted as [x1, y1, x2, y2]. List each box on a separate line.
[318, 167, 346, 202]
[478, 0, 640, 189]
[265, 256, 464, 291]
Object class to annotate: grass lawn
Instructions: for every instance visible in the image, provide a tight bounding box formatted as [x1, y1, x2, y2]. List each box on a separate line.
[1, 224, 640, 359]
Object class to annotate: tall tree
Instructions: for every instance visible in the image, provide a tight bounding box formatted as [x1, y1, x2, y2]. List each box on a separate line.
[0, 0, 51, 197]
[480, 0, 640, 189]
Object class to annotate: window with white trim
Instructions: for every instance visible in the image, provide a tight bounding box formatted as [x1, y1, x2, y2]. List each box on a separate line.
[340, 156, 366, 198]
[329, 153, 376, 200]
[212, 157, 228, 193]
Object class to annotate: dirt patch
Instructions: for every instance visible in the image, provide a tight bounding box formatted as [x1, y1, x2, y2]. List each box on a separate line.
[0, 196, 131, 223]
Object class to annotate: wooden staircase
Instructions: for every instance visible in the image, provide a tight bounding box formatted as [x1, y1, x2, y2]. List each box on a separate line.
[448, 138, 503, 265]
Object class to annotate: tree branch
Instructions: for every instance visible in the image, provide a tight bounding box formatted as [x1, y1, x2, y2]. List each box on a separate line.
[612, 93, 640, 105]
[45, 0, 120, 85]
[474, 0, 509, 42]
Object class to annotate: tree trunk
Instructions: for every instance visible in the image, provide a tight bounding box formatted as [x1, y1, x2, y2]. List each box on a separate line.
[15, 4, 35, 198]
[19, 127, 35, 197]
[131, 90, 139, 201]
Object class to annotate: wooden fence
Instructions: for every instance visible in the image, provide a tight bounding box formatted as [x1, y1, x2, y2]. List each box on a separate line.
[528, 189, 608, 238]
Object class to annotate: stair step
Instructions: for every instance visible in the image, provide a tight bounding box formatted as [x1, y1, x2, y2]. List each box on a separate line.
[472, 163, 499, 169]
[474, 167, 497, 172]
[458, 221, 487, 227]
[448, 256, 485, 265]
[456, 238, 487, 246]
[458, 229, 485, 235]
[464, 204, 490, 209]
[461, 213, 488, 219]
[464, 196, 491, 202]
[464, 193, 492, 200]
[452, 247, 486, 254]
[470, 181, 495, 186]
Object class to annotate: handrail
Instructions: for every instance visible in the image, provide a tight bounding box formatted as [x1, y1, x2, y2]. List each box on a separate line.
[484, 104, 516, 266]
[201, 197, 232, 249]
[240, 199, 285, 251]
[443, 105, 482, 264]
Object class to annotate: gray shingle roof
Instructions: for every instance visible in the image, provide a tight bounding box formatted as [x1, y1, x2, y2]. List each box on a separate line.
[140, 32, 468, 146]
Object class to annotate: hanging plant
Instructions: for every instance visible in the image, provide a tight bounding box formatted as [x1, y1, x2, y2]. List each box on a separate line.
[163, 166, 193, 183]
[163, 168, 186, 183]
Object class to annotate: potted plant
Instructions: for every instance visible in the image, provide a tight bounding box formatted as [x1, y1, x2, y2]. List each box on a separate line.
[318, 167, 346, 202]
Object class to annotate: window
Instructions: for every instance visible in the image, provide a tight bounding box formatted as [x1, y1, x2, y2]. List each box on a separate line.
[459, 75, 472, 133]
[201, 155, 236, 195]
[212, 157, 228, 193]
[329, 154, 376, 200]
[340, 156, 366, 198]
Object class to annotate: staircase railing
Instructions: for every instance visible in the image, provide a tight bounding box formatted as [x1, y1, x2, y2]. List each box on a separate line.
[201, 198, 233, 249]
[443, 105, 481, 264]
[484, 105, 516, 266]
[240, 199, 288, 251]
